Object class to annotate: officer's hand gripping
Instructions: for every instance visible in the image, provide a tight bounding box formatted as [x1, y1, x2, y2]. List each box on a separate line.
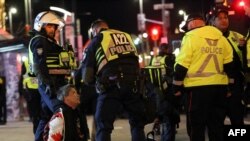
[45, 85, 56, 97]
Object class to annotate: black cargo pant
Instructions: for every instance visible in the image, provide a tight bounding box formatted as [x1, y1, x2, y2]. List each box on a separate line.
[185, 85, 227, 141]
[224, 74, 245, 125]
[95, 77, 146, 141]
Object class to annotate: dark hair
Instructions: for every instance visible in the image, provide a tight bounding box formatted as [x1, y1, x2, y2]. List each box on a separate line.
[57, 84, 76, 101]
[89, 19, 108, 39]
[90, 19, 107, 29]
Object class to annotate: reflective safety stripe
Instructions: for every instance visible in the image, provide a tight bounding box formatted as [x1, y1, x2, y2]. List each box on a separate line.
[23, 77, 38, 89]
[187, 54, 223, 78]
[143, 66, 164, 91]
[97, 59, 108, 74]
[187, 72, 224, 77]
[29, 35, 77, 74]
[173, 80, 183, 85]
[95, 29, 138, 74]
[48, 69, 71, 75]
[151, 55, 167, 76]
[232, 32, 239, 42]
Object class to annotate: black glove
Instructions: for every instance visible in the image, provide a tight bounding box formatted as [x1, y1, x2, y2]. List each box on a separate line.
[173, 84, 184, 94]
[45, 85, 56, 97]
[227, 83, 234, 93]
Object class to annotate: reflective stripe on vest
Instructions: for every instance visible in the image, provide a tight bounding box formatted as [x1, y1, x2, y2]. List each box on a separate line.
[151, 55, 166, 75]
[48, 69, 71, 75]
[245, 30, 250, 68]
[143, 66, 164, 91]
[96, 29, 138, 74]
[29, 35, 76, 75]
[173, 80, 183, 86]
[247, 38, 250, 67]
[230, 31, 243, 65]
[186, 53, 224, 78]
[23, 77, 38, 89]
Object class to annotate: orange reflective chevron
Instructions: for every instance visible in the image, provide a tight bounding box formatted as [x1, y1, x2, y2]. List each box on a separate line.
[187, 54, 224, 78]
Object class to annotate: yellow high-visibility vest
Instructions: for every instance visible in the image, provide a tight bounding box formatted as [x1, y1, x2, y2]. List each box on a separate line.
[176, 26, 233, 87]
[22, 59, 38, 89]
[227, 31, 244, 65]
[246, 31, 250, 68]
[28, 35, 77, 75]
[150, 55, 167, 76]
[95, 29, 138, 74]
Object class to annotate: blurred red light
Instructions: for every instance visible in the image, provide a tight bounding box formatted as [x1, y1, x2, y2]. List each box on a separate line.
[239, 1, 245, 7]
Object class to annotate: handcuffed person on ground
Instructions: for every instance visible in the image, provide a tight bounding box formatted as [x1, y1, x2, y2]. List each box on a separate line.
[43, 84, 87, 141]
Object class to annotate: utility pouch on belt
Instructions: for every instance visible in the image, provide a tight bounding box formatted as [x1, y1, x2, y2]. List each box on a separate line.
[95, 81, 106, 94]
[96, 75, 120, 94]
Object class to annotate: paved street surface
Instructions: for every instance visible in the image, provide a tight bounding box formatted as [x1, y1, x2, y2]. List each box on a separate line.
[0, 114, 250, 141]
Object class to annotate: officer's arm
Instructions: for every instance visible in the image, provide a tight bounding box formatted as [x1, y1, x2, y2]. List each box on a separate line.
[224, 61, 235, 92]
[81, 37, 100, 86]
[21, 62, 26, 76]
[224, 62, 234, 79]
[165, 54, 175, 75]
[173, 64, 188, 95]
[32, 38, 51, 85]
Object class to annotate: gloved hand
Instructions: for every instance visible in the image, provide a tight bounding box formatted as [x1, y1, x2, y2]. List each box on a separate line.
[173, 84, 184, 96]
[226, 83, 234, 98]
[153, 119, 161, 135]
[45, 85, 56, 97]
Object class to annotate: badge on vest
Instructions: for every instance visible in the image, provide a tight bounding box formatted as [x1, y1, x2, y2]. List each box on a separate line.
[37, 48, 43, 55]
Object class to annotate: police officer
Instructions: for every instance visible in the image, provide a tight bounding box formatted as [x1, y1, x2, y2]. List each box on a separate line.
[28, 11, 76, 141]
[80, 19, 146, 141]
[146, 43, 178, 141]
[239, 0, 250, 108]
[21, 58, 41, 133]
[209, 6, 245, 125]
[174, 14, 234, 141]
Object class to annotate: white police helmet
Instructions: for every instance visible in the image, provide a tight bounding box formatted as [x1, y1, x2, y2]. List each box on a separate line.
[33, 11, 64, 32]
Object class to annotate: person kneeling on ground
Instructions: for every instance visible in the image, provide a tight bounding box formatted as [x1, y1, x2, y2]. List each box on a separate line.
[43, 84, 87, 141]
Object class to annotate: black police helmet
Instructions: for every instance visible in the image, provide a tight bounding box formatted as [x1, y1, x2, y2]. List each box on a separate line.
[206, 6, 229, 24]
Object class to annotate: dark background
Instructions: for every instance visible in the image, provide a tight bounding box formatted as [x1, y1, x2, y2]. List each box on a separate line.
[5, 0, 250, 44]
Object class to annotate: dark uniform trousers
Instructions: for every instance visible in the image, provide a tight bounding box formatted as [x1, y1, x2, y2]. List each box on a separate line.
[35, 83, 62, 141]
[224, 74, 245, 125]
[95, 77, 146, 141]
[185, 85, 227, 141]
[24, 88, 41, 134]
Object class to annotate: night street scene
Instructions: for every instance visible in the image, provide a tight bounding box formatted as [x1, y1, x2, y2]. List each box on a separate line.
[1, 0, 250, 141]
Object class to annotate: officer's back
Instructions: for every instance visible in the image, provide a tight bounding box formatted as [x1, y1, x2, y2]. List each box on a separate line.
[81, 19, 146, 141]
[82, 21, 139, 85]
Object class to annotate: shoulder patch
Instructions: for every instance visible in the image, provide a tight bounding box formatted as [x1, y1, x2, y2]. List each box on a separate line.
[37, 48, 43, 55]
